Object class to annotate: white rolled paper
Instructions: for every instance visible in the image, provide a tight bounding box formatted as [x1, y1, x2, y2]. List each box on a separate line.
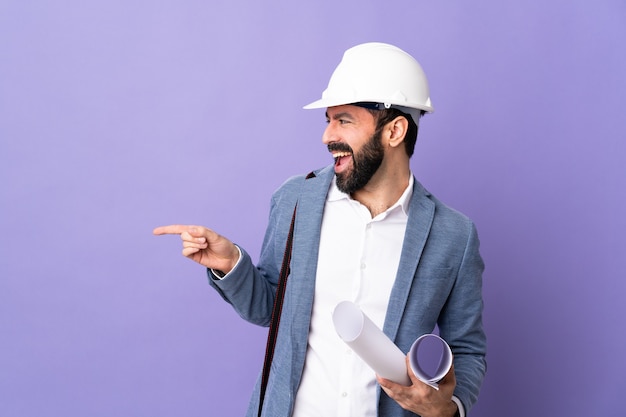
[332, 301, 411, 385]
[408, 333, 453, 390]
[332, 301, 452, 390]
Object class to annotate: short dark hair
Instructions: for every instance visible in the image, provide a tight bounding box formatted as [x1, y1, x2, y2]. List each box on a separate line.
[366, 108, 424, 158]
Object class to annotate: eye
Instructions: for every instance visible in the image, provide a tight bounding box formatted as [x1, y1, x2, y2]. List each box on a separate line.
[338, 119, 350, 125]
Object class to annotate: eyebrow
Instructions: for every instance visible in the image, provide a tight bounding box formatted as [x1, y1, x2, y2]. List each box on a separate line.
[325, 111, 356, 121]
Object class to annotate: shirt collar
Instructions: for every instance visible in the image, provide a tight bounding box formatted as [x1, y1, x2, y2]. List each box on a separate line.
[328, 174, 414, 216]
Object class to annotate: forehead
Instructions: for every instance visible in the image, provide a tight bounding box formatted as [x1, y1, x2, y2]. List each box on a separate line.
[325, 104, 376, 123]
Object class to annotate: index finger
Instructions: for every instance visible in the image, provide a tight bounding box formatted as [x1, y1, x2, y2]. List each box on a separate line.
[153, 225, 192, 236]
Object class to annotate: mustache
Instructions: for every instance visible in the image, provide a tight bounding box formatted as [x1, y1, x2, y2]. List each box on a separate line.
[327, 142, 353, 154]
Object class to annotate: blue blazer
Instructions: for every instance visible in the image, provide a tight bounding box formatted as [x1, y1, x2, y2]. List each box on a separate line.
[209, 165, 486, 416]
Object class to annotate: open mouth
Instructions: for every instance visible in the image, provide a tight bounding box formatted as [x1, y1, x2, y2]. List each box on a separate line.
[332, 151, 352, 171]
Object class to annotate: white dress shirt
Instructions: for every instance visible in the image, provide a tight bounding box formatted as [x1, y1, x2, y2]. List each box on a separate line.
[292, 175, 413, 417]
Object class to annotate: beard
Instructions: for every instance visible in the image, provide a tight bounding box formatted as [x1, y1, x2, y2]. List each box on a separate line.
[331, 129, 385, 195]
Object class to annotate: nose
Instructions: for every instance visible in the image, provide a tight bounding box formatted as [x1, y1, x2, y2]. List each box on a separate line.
[322, 123, 336, 145]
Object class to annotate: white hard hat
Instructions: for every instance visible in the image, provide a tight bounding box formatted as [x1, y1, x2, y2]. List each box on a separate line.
[303, 42, 434, 117]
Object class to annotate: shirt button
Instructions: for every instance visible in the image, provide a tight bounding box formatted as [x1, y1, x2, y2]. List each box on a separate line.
[360, 262, 366, 269]
[341, 392, 348, 397]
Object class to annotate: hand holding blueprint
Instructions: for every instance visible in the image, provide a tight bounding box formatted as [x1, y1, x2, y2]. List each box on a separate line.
[332, 301, 452, 389]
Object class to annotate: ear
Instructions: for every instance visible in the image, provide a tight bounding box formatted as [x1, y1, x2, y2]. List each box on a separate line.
[386, 116, 408, 149]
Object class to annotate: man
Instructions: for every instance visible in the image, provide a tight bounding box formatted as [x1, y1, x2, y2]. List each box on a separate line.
[154, 42, 486, 417]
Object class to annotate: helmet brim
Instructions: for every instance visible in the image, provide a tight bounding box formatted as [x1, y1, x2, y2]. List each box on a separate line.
[303, 97, 433, 113]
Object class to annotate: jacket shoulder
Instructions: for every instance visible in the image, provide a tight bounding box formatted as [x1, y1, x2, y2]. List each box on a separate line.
[271, 165, 333, 202]
[413, 180, 476, 236]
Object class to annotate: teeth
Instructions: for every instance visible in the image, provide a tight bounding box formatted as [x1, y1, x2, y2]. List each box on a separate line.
[332, 151, 351, 158]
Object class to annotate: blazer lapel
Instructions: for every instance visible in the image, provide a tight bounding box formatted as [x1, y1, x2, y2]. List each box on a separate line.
[382, 179, 435, 342]
[287, 167, 333, 353]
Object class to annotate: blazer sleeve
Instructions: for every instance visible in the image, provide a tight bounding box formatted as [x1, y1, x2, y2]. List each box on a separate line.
[438, 221, 487, 412]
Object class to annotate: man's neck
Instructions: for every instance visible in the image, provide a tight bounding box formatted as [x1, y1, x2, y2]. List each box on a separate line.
[351, 168, 411, 218]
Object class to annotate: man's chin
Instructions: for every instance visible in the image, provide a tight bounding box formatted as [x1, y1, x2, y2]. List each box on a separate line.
[335, 174, 355, 194]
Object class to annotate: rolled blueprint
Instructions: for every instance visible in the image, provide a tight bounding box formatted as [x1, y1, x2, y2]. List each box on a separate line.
[408, 333, 453, 389]
[332, 301, 411, 385]
[332, 301, 452, 389]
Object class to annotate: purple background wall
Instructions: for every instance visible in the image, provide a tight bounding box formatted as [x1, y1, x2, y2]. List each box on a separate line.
[1, 1, 624, 416]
